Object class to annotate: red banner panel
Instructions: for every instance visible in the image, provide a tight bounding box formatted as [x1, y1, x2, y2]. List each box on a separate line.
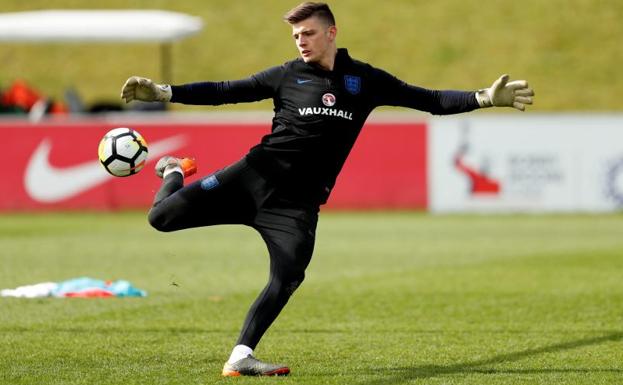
[329, 122, 428, 209]
[0, 119, 427, 211]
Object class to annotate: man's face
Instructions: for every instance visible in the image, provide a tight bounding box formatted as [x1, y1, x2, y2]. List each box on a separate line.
[291, 16, 336, 64]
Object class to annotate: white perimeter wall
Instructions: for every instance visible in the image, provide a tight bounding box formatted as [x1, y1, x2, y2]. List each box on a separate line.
[429, 115, 623, 213]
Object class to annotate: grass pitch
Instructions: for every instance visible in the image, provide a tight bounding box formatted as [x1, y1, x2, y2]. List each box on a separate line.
[1, 212, 622, 384]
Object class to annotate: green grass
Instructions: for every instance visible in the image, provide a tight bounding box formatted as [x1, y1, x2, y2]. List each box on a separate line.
[1, 0, 622, 111]
[1, 212, 622, 384]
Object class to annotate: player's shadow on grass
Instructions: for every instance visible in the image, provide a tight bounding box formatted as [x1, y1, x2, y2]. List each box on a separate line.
[360, 331, 623, 385]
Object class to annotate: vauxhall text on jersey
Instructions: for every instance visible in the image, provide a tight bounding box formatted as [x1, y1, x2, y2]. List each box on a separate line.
[298, 106, 353, 120]
[171, 49, 479, 204]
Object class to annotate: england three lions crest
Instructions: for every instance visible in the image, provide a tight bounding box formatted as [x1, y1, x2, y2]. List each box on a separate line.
[344, 75, 361, 95]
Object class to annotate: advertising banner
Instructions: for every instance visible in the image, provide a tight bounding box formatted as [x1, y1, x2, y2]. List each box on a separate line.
[429, 115, 623, 212]
[0, 119, 427, 211]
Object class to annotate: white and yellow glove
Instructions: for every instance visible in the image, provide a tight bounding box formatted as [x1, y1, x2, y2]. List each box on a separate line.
[120, 76, 172, 103]
[475, 74, 534, 111]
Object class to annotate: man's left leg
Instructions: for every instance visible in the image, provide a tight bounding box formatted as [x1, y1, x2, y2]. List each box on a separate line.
[222, 201, 319, 376]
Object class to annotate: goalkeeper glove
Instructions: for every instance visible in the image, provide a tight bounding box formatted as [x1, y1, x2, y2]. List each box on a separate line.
[475, 74, 534, 111]
[120, 76, 172, 103]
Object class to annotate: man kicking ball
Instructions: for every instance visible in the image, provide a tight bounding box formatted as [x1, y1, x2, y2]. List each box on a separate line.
[121, 2, 534, 377]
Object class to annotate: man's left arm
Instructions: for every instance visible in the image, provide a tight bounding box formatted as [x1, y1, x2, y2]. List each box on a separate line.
[370, 68, 534, 114]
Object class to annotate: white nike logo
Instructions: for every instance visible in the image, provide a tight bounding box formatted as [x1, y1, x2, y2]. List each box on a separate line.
[24, 135, 187, 203]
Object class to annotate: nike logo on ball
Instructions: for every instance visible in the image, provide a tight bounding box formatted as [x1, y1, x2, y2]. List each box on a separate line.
[24, 135, 187, 203]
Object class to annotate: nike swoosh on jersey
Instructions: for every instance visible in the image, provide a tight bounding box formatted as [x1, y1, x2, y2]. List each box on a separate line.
[24, 135, 187, 203]
[296, 79, 312, 84]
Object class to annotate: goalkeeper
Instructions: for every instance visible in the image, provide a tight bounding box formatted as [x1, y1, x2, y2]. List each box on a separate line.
[121, 1, 534, 377]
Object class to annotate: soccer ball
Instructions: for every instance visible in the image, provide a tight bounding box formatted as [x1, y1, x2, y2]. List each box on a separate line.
[98, 127, 148, 177]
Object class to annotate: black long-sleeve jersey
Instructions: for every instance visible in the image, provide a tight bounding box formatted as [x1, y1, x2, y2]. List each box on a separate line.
[171, 48, 479, 204]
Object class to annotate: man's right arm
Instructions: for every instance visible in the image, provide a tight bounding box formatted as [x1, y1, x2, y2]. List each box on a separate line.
[121, 65, 286, 105]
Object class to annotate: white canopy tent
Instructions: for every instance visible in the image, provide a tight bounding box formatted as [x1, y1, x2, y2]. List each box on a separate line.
[0, 10, 203, 82]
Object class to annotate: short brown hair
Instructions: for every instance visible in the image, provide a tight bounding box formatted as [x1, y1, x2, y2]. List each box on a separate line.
[284, 2, 336, 26]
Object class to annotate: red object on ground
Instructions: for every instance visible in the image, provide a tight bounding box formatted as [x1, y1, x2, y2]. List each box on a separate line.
[1, 79, 43, 111]
[64, 289, 115, 298]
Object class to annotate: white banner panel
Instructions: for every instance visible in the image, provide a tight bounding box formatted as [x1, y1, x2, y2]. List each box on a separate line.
[429, 115, 623, 212]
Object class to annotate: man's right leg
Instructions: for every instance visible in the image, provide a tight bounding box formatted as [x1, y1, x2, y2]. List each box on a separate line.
[148, 157, 257, 232]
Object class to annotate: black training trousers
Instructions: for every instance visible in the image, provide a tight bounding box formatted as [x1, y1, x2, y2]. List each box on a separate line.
[147, 158, 319, 349]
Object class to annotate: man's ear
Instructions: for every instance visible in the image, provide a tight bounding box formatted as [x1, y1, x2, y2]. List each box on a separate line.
[327, 25, 337, 41]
